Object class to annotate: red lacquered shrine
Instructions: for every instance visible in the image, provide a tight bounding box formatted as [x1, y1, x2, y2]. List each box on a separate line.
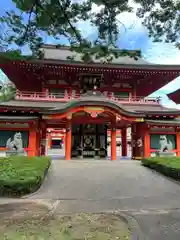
[0, 44, 180, 160]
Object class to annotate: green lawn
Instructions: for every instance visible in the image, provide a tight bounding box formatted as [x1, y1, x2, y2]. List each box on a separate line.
[142, 157, 180, 179]
[0, 156, 51, 197]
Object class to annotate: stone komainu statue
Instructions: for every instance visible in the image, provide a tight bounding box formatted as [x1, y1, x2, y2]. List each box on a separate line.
[6, 132, 25, 156]
[159, 135, 173, 152]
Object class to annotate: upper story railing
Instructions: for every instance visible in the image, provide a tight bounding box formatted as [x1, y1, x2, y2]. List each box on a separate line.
[15, 90, 159, 105]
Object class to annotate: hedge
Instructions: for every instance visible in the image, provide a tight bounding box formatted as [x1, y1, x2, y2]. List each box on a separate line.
[0, 156, 51, 197]
[142, 157, 180, 180]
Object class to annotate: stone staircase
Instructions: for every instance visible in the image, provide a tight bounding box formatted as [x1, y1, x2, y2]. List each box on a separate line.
[47, 146, 132, 160]
[47, 148, 65, 157]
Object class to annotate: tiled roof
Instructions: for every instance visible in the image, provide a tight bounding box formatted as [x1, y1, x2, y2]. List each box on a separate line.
[122, 103, 179, 113]
[0, 116, 38, 121]
[145, 119, 180, 125]
[40, 45, 149, 65]
[38, 45, 180, 71]
[0, 100, 66, 109]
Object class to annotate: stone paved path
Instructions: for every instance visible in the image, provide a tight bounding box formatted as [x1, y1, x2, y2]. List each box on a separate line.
[22, 160, 180, 239]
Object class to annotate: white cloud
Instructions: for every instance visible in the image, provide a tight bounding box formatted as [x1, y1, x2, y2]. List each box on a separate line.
[158, 78, 180, 94]
[143, 42, 180, 65]
[162, 101, 180, 109]
[0, 71, 9, 83]
[143, 41, 180, 107]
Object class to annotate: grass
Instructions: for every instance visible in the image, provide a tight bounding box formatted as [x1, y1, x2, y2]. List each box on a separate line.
[142, 157, 180, 168]
[0, 203, 131, 240]
[0, 216, 130, 240]
[142, 157, 180, 180]
[0, 156, 51, 197]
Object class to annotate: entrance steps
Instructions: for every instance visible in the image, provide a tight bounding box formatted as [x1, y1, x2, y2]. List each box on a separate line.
[47, 147, 132, 160]
[47, 148, 65, 156]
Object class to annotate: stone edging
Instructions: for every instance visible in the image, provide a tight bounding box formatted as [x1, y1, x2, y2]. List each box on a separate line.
[22, 163, 52, 199]
[104, 211, 145, 240]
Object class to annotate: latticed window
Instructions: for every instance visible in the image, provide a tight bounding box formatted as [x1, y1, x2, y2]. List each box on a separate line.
[113, 92, 129, 98]
[0, 131, 29, 148]
[150, 134, 176, 150]
[49, 88, 65, 98]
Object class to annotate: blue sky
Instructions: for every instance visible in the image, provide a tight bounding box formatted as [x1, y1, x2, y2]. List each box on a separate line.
[0, 0, 180, 108]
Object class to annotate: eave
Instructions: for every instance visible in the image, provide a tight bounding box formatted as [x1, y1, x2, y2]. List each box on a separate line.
[0, 98, 180, 117]
[143, 110, 180, 116]
[0, 58, 179, 96]
[3, 57, 180, 71]
[145, 119, 180, 126]
[168, 89, 180, 104]
[0, 116, 38, 121]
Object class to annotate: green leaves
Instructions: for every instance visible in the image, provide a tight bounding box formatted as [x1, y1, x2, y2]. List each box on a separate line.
[135, 0, 180, 47]
[0, 156, 51, 196]
[0, 0, 144, 62]
[12, 0, 35, 11]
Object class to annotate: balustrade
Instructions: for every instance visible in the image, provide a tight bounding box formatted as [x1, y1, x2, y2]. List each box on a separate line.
[15, 90, 159, 104]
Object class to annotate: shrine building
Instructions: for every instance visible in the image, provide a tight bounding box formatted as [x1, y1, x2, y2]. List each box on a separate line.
[0, 44, 180, 160]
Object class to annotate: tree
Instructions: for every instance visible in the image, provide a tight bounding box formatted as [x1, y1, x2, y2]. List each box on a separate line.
[0, 82, 16, 101]
[0, 0, 141, 62]
[135, 0, 180, 49]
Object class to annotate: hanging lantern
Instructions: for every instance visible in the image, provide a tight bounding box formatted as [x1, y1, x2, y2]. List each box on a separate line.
[84, 77, 87, 83]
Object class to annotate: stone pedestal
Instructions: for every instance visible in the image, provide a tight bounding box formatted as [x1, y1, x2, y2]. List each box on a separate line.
[156, 152, 175, 157]
[6, 151, 26, 157]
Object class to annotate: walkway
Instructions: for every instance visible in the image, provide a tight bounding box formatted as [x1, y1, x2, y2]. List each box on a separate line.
[28, 160, 180, 239]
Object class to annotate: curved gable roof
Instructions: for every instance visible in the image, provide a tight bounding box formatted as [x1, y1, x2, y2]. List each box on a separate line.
[40, 97, 145, 117]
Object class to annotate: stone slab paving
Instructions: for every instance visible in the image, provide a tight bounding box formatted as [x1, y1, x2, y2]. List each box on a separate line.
[18, 161, 180, 239]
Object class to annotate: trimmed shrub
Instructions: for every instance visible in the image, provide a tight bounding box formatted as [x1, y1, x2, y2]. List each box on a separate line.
[142, 157, 180, 180]
[0, 156, 51, 197]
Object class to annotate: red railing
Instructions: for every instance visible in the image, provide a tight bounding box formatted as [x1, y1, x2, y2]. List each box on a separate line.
[15, 90, 80, 102]
[15, 90, 159, 104]
[110, 96, 158, 104]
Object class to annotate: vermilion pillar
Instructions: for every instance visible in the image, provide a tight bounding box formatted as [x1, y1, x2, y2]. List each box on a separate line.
[40, 120, 47, 156]
[47, 132, 52, 149]
[28, 121, 38, 157]
[42, 87, 49, 96]
[36, 126, 41, 156]
[176, 131, 180, 156]
[144, 129, 150, 158]
[132, 122, 150, 160]
[111, 127, 116, 160]
[65, 119, 72, 160]
[121, 128, 127, 157]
